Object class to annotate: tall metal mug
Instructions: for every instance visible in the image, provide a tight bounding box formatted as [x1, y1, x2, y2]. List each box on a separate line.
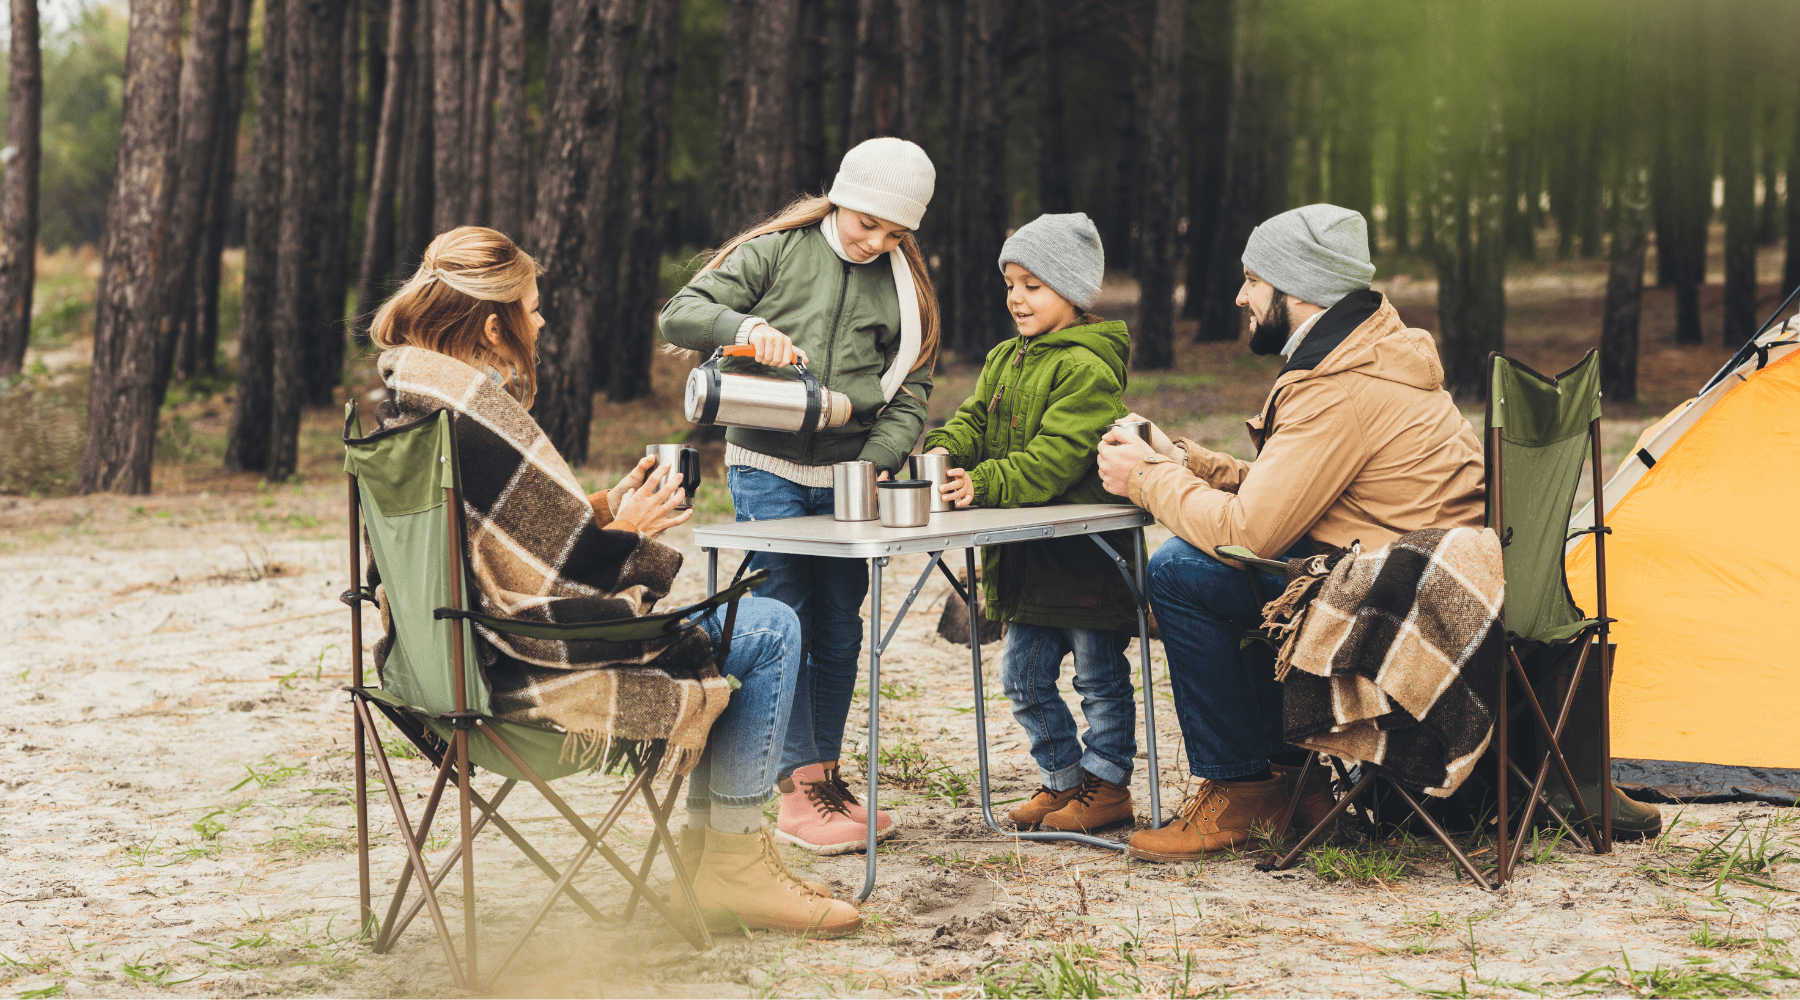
[1110, 419, 1151, 444]
[909, 453, 954, 512]
[832, 460, 878, 521]
[645, 444, 699, 509]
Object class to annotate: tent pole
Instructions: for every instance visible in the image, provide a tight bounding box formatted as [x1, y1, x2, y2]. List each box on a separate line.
[1589, 418, 1613, 854]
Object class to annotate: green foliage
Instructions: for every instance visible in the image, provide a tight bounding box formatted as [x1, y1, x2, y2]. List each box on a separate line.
[1638, 816, 1798, 894]
[0, 361, 87, 497]
[1309, 841, 1409, 885]
[26, 5, 129, 249]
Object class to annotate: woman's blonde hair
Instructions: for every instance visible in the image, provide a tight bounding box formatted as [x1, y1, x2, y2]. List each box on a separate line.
[369, 226, 544, 406]
[700, 195, 941, 373]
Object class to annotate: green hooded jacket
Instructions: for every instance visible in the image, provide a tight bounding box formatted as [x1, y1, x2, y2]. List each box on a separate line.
[923, 320, 1139, 631]
[658, 224, 933, 473]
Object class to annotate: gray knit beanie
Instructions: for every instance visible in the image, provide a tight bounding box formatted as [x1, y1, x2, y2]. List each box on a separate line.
[996, 212, 1105, 311]
[1240, 204, 1376, 308]
[829, 138, 936, 229]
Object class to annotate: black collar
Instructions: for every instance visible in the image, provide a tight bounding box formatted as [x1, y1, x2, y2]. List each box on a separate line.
[1280, 289, 1383, 374]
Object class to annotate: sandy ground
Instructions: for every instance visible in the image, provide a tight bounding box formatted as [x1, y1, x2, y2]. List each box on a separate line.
[3, 492, 1798, 999]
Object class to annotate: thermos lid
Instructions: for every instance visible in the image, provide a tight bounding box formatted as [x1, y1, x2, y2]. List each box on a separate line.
[879, 479, 931, 489]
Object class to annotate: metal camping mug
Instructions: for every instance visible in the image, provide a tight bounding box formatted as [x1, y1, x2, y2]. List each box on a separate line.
[878, 479, 932, 528]
[1111, 419, 1151, 444]
[909, 453, 954, 513]
[644, 444, 700, 509]
[832, 460, 878, 521]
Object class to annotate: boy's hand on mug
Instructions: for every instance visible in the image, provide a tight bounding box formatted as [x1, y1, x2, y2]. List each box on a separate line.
[941, 468, 975, 507]
[924, 446, 950, 456]
[1121, 411, 1176, 458]
[613, 462, 691, 539]
[1097, 429, 1155, 497]
[747, 323, 810, 367]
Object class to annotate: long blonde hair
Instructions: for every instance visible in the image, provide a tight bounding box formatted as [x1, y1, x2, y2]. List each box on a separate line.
[699, 195, 941, 373]
[370, 226, 544, 407]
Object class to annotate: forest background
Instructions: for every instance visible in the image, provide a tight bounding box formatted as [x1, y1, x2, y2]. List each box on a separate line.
[0, 0, 1794, 496]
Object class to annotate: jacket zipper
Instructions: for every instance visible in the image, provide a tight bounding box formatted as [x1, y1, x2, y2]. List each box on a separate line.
[987, 338, 1033, 427]
[809, 261, 853, 466]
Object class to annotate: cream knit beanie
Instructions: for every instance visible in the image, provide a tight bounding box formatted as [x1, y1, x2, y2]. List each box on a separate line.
[828, 138, 936, 229]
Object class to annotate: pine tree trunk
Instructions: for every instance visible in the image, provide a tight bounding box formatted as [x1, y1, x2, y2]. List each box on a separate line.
[461, 0, 488, 221]
[894, 0, 924, 143]
[832, 0, 855, 162]
[1182, 0, 1231, 321]
[795, 0, 829, 192]
[431, 0, 465, 231]
[1602, 164, 1649, 403]
[398, 0, 436, 267]
[1722, 50, 1758, 346]
[1758, 97, 1780, 246]
[1134, 0, 1185, 371]
[1389, 105, 1411, 255]
[225, 0, 288, 473]
[1298, 65, 1321, 205]
[355, 0, 416, 334]
[488, 0, 527, 239]
[581, 0, 639, 412]
[611, 0, 678, 403]
[361, 3, 385, 190]
[157, 0, 234, 395]
[932, 0, 964, 353]
[711, 0, 753, 242]
[467, 0, 497, 224]
[1259, 46, 1292, 217]
[80, 0, 184, 494]
[848, 0, 881, 148]
[1103, 69, 1141, 270]
[191, 0, 251, 378]
[1196, 0, 1264, 343]
[731, 0, 801, 230]
[303, 8, 355, 408]
[1668, 9, 1709, 344]
[0, 0, 42, 378]
[956, 0, 1006, 359]
[1034, 0, 1071, 215]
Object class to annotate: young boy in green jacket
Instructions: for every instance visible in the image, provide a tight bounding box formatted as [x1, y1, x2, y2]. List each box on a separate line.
[923, 213, 1141, 833]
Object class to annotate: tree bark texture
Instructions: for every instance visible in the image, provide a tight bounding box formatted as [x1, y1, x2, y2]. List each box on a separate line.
[1196, 0, 1264, 343]
[1664, 9, 1709, 344]
[1722, 44, 1757, 346]
[715, 0, 801, 242]
[1389, 105, 1411, 255]
[711, 0, 753, 242]
[954, 0, 1006, 359]
[1034, 0, 1071, 215]
[795, 0, 829, 192]
[488, 0, 527, 239]
[431, 0, 465, 231]
[307, 3, 357, 406]
[1103, 68, 1141, 272]
[190, 0, 252, 378]
[80, 0, 184, 494]
[848, 0, 881, 148]
[356, 0, 416, 334]
[581, 0, 639, 403]
[0, 0, 42, 378]
[1758, 96, 1780, 246]
[1182, 0, 1231, 320]
[467, 0, 498, 224]
[612, 0, 679, 403]
[361, 2, 386, 190]
[894, 0, 924, 143]
[1134, 0, 1185, 370]
[1601, 164, 1649, 403]
[932, 0, 964, 353]
[398, 0, 436, 267]
[226, 0, 289, 473]
[461, 0, 489, 222]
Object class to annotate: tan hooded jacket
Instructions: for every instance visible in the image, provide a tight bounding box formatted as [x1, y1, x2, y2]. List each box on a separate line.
[1126, 292, 1484, 558]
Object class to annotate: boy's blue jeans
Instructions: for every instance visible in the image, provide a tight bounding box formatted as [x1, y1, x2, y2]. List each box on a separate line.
[1000, 622, 1137, 790]
[727, 465, 869, 777]
[1147, 536, 1309, 780]
[685, 596, 801, 808]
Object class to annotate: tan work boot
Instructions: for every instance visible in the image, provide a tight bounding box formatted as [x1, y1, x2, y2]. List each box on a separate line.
[1272, 760, 1338, 835]
[689, 827, 861, 937]
[1126, 776, 1286, 862]
[1042, 773, 1135, 833]
[679, 825, 834, 898]
[1008, 785, 1083, 828]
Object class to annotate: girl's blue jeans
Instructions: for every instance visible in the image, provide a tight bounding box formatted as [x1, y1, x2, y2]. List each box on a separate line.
[1000, 622, 1137, 790]
[726, 465, 870, 778]
[685, 596, 802, 809]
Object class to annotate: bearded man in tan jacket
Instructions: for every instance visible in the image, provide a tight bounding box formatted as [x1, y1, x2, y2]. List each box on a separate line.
[1095, 204, 1485, 863]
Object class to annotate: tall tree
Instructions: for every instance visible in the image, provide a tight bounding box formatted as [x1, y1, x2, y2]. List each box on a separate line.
[1389, 104, 1412, 255]
[1601, 20, 1648, 404]
[848, 0, 881, 146]
[1181, 0, 1232, 320]
[1033, 0, 1072, 215]
[795, 0, 829, 191]
[467, 0, 497, 223]
[1135, 0, 1186, 371]
[714, 0, 801, 240]
[431, 0, 464, 231]
[398, 0, 436, 265]
[711, 0, 753, 242]
[955, 0, 1006, 359]
[1758, 95, 1780, 246]
[1663, 8, 1710, 344]
[612, 0, 679, 402]
[158, 0, 235, 396]
[932, 0, 965, 351]
[1721, 34, 1757, 346]
[355, 0, 416, 334]
[1196, 0, 1265, 342]
[226, 0, 289, 473]
[488, 0, 527, 238]
[308, 2, 358, 406]
[581, 0, 638, 403]
[0, 0, 42, 378]
[190, 0, 252, 378]
[894, 0, 925, 142]
[80, 0, 184, 494]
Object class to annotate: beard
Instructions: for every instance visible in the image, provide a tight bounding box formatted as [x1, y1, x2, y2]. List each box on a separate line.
[1247, 292, 1293, 357]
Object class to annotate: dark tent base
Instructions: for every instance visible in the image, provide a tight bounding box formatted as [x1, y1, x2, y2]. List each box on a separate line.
[1615, 759, 1800, 806]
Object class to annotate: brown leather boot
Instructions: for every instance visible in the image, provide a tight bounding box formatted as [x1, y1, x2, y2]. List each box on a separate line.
[1272, 760, 1338, 836]
[680, 825, 834, 898]
[1125, 776, 1286, 862]
[1008, 785, 1083, 827]
[1041, 773, 1135, 833]
[689, 827, 861, 937]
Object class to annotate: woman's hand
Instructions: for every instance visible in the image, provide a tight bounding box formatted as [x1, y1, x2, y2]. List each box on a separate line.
[747, 323, 810, 367]
[603, 455, 658, 521]
[1122, 411, 1177, 458]
[611, 462, 691, 539]
[941, 467, 975, 508]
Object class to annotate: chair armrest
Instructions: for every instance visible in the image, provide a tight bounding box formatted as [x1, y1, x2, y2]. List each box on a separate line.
[434, 569, 771, 642]
[1216, 545, 1290, 574]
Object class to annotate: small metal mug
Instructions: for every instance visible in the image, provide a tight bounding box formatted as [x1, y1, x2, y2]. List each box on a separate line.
[832, 460, 878, 521]
[645, 444, 700, 509]
[909, 453, 954, 513]
[878, 479, 932, 528]
[1110, 419, 1151, 444]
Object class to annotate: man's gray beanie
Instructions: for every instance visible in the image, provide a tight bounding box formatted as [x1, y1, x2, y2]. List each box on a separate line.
[997, 212, 1105, 311]
[1240, 204, 1376, 308]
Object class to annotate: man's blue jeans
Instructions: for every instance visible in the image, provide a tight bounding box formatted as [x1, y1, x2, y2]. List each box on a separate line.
[686, 596, 801, 808]
[727, 465, 869, 777]
[1000, 623, 1136, 790]
[1147, 536, 1309, 780]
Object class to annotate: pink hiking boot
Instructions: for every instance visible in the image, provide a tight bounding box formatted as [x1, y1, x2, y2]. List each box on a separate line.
[775, 762, 895, 855]
[820, 760, 895, 834]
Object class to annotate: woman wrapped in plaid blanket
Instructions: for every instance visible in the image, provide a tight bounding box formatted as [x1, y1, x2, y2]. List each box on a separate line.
[366, 226, 860, 938]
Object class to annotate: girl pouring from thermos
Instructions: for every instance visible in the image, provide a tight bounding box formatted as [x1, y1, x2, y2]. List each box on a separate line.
[660, 138, 940, 855]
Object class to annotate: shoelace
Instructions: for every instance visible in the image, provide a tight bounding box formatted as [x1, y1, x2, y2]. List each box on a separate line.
[1171, 779, 1222, 831]
[821, 768, 863, 807]
[757, 830, 828, 900]
[1067, 775, 1109, 807]
[802, 775, 856, 818]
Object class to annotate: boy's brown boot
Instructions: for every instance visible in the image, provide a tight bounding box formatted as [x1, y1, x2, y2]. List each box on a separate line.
[1271, 761, 1338, 835]
[679, 825, 834, 898]
[689, 827, 860, 937]
[1041, 773, 1135, 832]
[1125, 776, 1285, 862]
[1008, 785, 1083, 827]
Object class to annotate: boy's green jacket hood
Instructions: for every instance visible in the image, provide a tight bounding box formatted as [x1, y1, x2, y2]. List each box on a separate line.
[923, 319, 1139, 631]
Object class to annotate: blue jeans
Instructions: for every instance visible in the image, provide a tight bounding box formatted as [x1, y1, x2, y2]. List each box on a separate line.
[726, 465, 869, 777]
[1147, 536, 1309, 780]
[1001, 623, 1136, 790]
[685, 596, 802, 808]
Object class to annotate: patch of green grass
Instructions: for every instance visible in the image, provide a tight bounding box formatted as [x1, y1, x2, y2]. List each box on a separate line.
[230, 754, 308, 791]
[1559, 954, 1781, 998]
[1690, 921, 1762, 951]
[196, 913, 361, 978]
[120, 954, 203, 988]
[0, 952, 61, 984]
[1639, 815, 1797, 894]
[18, 985, 66, 999]
[1310, 841, 1409, 885]
[847, 738, 978, 808]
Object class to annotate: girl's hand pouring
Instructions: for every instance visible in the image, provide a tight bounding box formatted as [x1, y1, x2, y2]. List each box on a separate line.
[747, 323, 811, 367]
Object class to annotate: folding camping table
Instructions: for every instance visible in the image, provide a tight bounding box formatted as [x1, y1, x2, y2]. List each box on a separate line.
[693, 504, 1162, 902]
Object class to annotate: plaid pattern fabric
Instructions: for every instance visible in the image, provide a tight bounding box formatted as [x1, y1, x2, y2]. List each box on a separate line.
[375, 347, 729, 773]
[1277, 527, 1505, 796]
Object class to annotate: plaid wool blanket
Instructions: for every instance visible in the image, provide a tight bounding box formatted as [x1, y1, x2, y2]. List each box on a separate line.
[373, 347, 729, 773]
[1272, 526, 1505, 796]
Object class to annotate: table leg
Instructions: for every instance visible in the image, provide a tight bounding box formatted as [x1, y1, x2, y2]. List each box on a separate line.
[704, 548, 717, 595]
[856, 556, 887, 903]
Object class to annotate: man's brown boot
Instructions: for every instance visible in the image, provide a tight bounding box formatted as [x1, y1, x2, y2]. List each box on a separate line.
[1042, 773, 1135, 832]
[1272, 761, 1338, 835]
[1008, 785, 1083, 828]
[679, 825, 834, 898]
[689, 827, 860, 937]
[1125, 776, 1286, 862]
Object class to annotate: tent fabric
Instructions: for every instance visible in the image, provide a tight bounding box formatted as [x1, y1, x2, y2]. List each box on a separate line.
[1615, 759, 1800, 806]
[1566, 346, 1800, 773]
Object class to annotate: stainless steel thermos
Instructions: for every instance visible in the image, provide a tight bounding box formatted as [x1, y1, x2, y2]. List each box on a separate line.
[877, 479, 932, 527]
[908, 452, 954, 512]
[832, 460, 878, 521]
[685, 346, 852, 433]
[644, 444, 700, 509]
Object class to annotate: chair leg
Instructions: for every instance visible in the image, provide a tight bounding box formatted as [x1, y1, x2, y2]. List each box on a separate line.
[1377, 772, 1494, 891]
[1506, 646, 1601, 850]
[1274, 753, 1314, 842]
[456, 729, 476, 986]
[1506, 758, 1591, 854]
[1276, 770, 1375, 871]
[1505, 640, 1598, 875]
[353, 696, 372, 941]
[1330, 758, 1377, 829]
[376, 746, 456, 951]
[631, 769, 714, 950]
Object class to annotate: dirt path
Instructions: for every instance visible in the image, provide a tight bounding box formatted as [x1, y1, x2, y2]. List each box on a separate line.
[3, 497, 1796, 998]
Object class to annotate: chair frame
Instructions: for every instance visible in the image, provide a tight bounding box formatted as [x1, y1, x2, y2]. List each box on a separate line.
[1252, 350, 1616, 888]
[341, 413, 737, 990]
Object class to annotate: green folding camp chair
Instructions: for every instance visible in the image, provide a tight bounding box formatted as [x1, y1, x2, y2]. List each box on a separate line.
[1228, 349, 1616, 888]
[339, 404, 765, 989]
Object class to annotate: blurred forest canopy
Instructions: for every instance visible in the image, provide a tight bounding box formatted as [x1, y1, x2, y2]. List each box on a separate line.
[3, 0, 1799, 492]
